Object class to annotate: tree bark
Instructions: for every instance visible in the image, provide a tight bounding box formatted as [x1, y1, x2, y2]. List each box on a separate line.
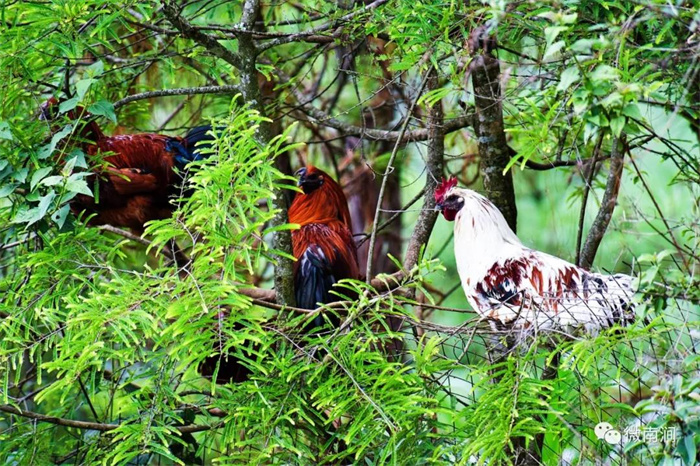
[579, 137, 625, 270]
[404, 70, 444, 270]
[470, 36, 517, 232]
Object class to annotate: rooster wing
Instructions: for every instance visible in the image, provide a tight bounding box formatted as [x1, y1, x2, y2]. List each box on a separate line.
[472, 248, 635, 331]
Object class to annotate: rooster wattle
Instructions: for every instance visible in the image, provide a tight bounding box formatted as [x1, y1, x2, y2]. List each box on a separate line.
[435, 177, 636, 332]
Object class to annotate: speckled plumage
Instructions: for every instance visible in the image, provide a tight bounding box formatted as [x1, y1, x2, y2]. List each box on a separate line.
[437, 182, 636, 332]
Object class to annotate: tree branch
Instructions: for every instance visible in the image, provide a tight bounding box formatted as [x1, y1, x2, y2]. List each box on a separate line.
[257, 0, 389, 52]
[113, 85, 241, 109]
[579, 136, 625, 270]
[365, 70, 432, 281]
[575, 134, 604, 266]
[299, 105, 474, 142]
[0, 404, 220, 434]
[404, 70, 444, 272]
[162, 2, 243, 70]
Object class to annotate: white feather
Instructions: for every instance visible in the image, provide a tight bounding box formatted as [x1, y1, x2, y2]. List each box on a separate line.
[446, 187, 636, 332]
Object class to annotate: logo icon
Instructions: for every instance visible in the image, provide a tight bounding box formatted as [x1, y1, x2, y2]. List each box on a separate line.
[595, 422, 622, 445]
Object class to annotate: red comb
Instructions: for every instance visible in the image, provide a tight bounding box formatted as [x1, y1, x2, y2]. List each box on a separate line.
[434, 176, 458, 203]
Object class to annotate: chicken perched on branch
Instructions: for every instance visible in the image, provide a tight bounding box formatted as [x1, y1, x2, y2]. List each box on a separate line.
[435, 177, 636, 332]
[289, 166, 360, 327]
[39, 97, 215, 232]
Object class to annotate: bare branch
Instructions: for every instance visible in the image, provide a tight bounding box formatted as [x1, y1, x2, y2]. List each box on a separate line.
[0, 404, 220, 434]
[404, 70, 444, 272]
[162, 2, 243, 70]
[629, 155, 691, 271]
[114, 85, 241, 109]
[580, 136, 625, 270]
[299, 104, 474, 142]
[237, 269, 407, 304]
[257, 0, 389, 52]
[366, 70, 432, 281]
[356, 186, 426, 247]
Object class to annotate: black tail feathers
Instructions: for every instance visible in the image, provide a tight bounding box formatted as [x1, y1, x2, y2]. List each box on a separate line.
[167, 125, 220, 172]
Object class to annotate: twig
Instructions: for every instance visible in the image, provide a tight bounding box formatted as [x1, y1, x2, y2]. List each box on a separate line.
[0, 235, 36, 251]
[162, 2, 243, 70]
[97, 225, 178, 262]
[0, 404, 221, 434]
[356, 186, 426, 247]
[257, 0, 389, 52]
[628, 155, 691, 272]
[366, 69, 432, 282]
[98, 225, 150, 247]
[524, 157, 608, 171]
[237, 269, 407, 304]
[301, 108, 474, 142]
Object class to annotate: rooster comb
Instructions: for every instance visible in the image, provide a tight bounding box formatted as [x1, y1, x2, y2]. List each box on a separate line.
[434, 176, 458, 203]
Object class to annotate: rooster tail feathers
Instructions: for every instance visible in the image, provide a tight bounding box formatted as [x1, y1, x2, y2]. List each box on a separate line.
[184, 125, 216, 151]
[168, 125, 220, 171]
[295, 245, 338, 327]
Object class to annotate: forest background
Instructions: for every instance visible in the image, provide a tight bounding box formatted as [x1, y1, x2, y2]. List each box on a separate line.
[0, 0, 699, 464]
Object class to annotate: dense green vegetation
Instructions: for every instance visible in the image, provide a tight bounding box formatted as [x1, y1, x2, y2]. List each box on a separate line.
[1, 0, 698, 464]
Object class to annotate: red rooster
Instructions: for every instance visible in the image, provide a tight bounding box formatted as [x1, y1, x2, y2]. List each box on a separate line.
[289, 166, 360, 325]
[435, 177, 636, 333]
[40, 98, 214, 232]
[200, 166, 358, 383]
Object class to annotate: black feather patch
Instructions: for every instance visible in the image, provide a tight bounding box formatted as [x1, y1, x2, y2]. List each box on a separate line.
[167, 125, 217, 172]
[295, 245, 338, 328]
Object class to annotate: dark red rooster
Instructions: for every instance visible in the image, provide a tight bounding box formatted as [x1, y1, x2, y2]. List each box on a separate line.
[289, 166, 360, 326]
[40, 97, 214, 232]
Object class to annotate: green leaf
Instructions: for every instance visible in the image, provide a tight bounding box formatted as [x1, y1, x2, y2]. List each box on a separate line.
[610, 116, 625, 136]
[544, 26, 567, 45]
[590, 64, 619, 82]
[13, 167, 28, 183]
[570, 38, 594, 54]
[557, 66, 580, 93]
[41, 175, 64, 187]
[59, 98, 80, 114]
[62, 155, 78, 176]
[622, 103, 643, 121]
[65, 176, 92, 197]
[75, 78, 96, 100]
[543, 40, 565, 61]
[30, 167, 53, 191]
[12, 206, 41, 225]
[51, 204, 70, 228]
[0, 121, 12, 140]
[0, 183, 18, 198]
[38, 124, 73, 159]
[88, 100, 117, 123]
[33, 191, 56, 225]
[86, 60, 104, 77]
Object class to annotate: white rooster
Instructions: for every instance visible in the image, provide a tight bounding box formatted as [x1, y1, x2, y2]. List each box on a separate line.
[434, 177, 636, 332]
